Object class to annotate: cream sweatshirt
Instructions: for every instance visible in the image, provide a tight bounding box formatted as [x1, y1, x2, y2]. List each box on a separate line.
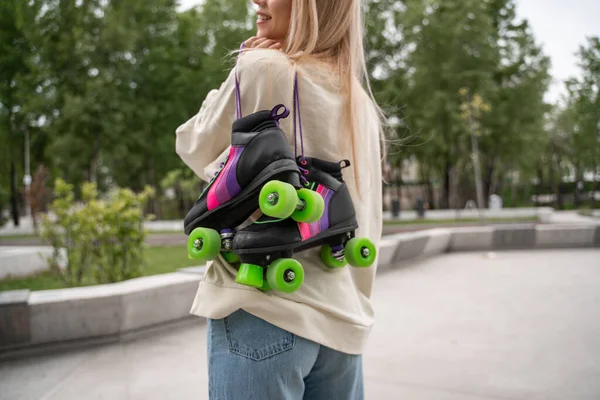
[175, 49, 382, 355]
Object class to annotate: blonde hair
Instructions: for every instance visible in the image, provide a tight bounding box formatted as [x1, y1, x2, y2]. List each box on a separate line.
[284, 0, 386, 186]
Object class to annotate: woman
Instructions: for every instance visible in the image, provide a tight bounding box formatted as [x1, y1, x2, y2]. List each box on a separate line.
[176, 0, 383, 398]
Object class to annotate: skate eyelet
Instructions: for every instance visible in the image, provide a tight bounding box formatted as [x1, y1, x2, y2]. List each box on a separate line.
[303, 170, 308, 175]
[300, 160, 307, 166]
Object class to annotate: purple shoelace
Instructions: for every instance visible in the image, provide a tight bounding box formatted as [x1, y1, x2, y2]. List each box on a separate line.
[293, 74, 309, 184]
[234, 43, 308, 184]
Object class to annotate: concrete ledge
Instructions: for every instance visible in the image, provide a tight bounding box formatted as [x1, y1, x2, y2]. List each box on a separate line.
[535, 225, 597, 249]
[492, 224, 537, 250]
[24, 273, 202, 346]
[119, 274, 201, 332]
[375, 238, 399, 271]
[29, 289, 122, 344]
[422, 229, 451, 257]
[448, 226, 494, 252]
[386, 231, 430, 263]
[0, 290, 30, 346]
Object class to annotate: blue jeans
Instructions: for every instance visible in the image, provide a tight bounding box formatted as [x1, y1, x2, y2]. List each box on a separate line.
[207, 309, 364, 400]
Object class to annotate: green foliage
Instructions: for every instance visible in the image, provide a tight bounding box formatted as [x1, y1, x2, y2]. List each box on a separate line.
[40, 178, 155, 286]
[0, 0, 595, 214]
[0, 0, 251, 218]
[365, 0, 551, 208]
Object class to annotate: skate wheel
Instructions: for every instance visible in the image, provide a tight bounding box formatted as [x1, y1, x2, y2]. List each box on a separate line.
[259, 181, 298, 218]
[187, 228, 221, 262]
[236, 263, 264, 288]
[319, 245, 347, 268]
[259, 278, 272, 291]
[345, 238, 377, 268]
[266, 259, 304, 293]
[292, 188, 325, 223]
[221, 251, 240, 264]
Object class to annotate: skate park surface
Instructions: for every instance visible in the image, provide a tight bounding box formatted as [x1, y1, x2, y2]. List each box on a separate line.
[1, 248, 599, 400]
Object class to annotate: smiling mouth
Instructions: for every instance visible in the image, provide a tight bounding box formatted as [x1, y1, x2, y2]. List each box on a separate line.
[257, 13, 272, 21]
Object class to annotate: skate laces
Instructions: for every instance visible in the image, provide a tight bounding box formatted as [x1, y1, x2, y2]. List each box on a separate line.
[294, 74, 309, 185]
[271, 104, 290, 127]
[234, 42, 245, 120]
[235, 43, 308, 185]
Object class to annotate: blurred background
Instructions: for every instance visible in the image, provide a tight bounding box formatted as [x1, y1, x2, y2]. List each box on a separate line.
[1, 0, 598, 226]
[1, 0, 598, 290]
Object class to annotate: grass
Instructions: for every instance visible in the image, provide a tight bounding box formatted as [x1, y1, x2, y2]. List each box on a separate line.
[383, 216, 540, 225]
[0, 233, 39, 240]
[0, 246, 201, 292]
[0, 231, 185, 243]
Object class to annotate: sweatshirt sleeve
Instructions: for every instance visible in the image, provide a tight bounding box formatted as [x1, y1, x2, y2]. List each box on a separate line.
[175, 73, 236, 182]
[175, 49, 296, 182]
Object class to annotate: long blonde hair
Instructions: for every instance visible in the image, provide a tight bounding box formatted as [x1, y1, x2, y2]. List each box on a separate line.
[284, 0, 385, 187]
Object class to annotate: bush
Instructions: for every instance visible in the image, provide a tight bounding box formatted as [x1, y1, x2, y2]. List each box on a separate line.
[40, 179, 155, 287]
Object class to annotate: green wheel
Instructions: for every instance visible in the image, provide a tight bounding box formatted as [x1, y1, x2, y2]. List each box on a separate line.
[259, 181, 298, 218]
[345, 237, 377, 268]
[292, 189, 325, 223]
[266, 259, 304, 293]
[236, 263, 264, 288]
[319, 245, 347, 268]
[259, 278, 272, 291]
[187, 228, 221, 262]
[221, 251, 240, 264]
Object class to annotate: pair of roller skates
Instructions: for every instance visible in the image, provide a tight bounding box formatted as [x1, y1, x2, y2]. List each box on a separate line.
[184, 105, 376, 293]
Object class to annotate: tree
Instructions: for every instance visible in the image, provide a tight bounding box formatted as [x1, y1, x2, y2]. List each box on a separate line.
[564, 37, 600, 207]
[478, 0, 550, 204]
[400, 0, 498, 208]
[0, 0, 41, 226]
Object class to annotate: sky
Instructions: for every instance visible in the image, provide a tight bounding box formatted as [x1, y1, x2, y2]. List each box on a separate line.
[178, 0, 600, 103]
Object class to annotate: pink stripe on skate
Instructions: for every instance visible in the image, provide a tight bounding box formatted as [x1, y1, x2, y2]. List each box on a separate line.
[207, 146, 243, 211]
[207, 192, 220, 210]
[298, 222, 311, 240]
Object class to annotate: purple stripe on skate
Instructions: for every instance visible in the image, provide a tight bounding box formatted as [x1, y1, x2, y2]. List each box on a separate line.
[225, 146, 243, 197]
[305, 185, 332, 236]
[319, 188, 333, 232]
[215, 146, 243, 204]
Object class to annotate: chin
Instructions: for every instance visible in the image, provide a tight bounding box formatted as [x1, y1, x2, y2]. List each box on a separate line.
[256, 29, 270, 39]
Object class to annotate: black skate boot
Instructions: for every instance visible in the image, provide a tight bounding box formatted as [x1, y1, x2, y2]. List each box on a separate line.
[231, 157, 377, 293]
[184, 106, 324, 263]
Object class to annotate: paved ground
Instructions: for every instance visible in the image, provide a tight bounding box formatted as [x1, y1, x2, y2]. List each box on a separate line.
[1, 249, 599, 400]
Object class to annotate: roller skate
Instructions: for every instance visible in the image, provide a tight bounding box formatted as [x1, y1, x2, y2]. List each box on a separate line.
[231, 157, 377, 293]
[184, 105, 324, 263]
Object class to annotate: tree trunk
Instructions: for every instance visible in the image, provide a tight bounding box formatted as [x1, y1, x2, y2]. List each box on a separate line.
[554, 155, 563, 210]
[573, 165, 582, 208]
[483, 159, 496, 208]
[535, 165, 544, 207]
[442, 160, 451, 209]
[8, 111, 20, 227]
[594, 168, 599, 209]
[148, 159, 160, 218]
[426, 177, 435, 210]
